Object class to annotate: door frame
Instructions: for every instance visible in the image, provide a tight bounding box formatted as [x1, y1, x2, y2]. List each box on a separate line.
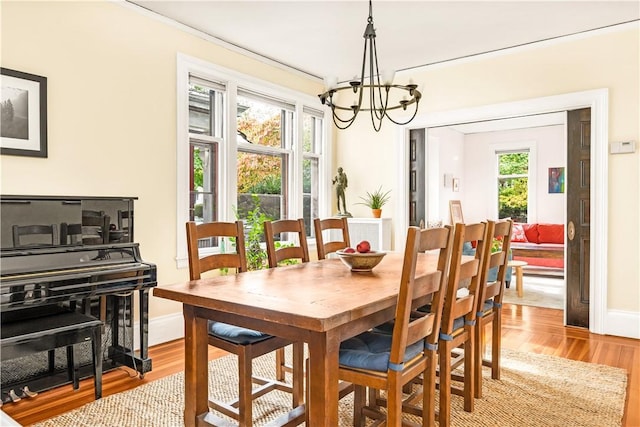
[393, 89, 608, 334]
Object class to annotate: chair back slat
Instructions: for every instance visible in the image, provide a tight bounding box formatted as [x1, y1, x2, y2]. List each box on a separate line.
[186, 221, 247, 280]
[405, 312, 436, 346]
[12, 224, 58, 246]
[264, 219, 310, 268]
[314, 217, 350, 259]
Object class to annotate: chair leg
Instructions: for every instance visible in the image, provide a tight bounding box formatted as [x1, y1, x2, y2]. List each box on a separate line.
[474, 320, 485, 399]
[492, 311, 502, 380]
[275, 347, 286, 381]
[386, 376, 403, 427]
[423, 350, 438, 427]
[353, 385, 366, 427]
[463, 333, 475, 412]
[238, 346, 253, 427]
[438, 340, 452, 427]
[291, 342, 304, 408]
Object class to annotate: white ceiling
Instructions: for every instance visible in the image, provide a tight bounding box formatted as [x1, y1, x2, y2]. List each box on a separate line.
[128, 0, 639, 83]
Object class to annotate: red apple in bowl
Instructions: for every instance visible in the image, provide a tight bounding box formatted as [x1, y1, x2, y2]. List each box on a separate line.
[356, 240, 371, 253]
[344, 247, 356, 253]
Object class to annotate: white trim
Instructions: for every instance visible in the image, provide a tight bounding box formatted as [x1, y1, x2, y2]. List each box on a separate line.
[604, 310, 640, 340]
[395, 89, 612, 336]
[176, 53, 330, 268]
[132, 312, 185, 350]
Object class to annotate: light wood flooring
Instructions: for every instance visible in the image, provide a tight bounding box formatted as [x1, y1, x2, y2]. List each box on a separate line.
[3, 304, 639, 426]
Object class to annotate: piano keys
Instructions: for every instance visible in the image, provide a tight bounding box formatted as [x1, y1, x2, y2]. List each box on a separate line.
[0, 195, 156, 401]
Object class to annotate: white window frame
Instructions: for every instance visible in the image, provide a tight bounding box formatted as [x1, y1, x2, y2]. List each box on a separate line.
[176, 53, 331, 268]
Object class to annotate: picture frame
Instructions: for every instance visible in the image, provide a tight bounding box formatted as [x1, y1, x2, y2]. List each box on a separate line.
[548, 167, 565, 193]
[452, 177, 460, 192]
[449, 199, 464, 225]
[1, 68, 48, 158]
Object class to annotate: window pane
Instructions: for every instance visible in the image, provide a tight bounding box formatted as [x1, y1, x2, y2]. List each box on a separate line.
[237, 151, 286, 225]
[237, 95, 292, 148]
[498, 152, 528, 175]
[303, 157, 319, 238]
[190, 142, 217, 225]
[498, 177, 528, 222]
[189, 83, 223, 138]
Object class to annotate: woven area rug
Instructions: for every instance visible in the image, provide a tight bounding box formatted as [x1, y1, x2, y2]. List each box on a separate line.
[34, 348, 626, 427]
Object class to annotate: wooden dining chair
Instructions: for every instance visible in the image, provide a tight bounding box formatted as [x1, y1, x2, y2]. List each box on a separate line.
[314, 217, 351, 259]
[186, 220, 304, 426]
[473, 218, 513, 398]
[435, 221, 490, 427]
[263, 218, 307, 390]
[82, 210, 110, 244]
[337, 225, 453, 427]
[12, 224, 58, 247]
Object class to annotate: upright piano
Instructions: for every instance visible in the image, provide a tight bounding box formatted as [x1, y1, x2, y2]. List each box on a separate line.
[0, 195, 157, 402]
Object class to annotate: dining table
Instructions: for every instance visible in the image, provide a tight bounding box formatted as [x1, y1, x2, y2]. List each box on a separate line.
[154, 251, 441, 427]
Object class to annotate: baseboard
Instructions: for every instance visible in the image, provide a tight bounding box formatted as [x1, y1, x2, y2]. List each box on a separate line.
[132, 312, 185, 350]
[605, 309, 640, 339]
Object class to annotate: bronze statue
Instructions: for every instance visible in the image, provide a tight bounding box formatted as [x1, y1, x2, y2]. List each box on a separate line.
[332, 167, 351, 217]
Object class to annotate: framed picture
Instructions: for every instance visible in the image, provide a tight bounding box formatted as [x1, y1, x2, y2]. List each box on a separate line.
[1, 68, 48, 158]
[452, 177, 460, 192]
[548, 167, 565, 193]
[449, 200, 464, 225]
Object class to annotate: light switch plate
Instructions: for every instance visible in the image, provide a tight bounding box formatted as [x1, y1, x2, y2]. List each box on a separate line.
[610, 141, 636, 154]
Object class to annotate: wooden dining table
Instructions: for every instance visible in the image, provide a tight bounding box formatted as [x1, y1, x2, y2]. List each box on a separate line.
[154, 252, 440, 427]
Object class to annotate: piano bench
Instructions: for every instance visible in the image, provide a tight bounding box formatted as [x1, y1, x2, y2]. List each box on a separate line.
[0, 311, 103, 400]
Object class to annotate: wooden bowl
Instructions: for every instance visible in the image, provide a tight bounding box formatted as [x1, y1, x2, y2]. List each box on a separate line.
[335, 250, 386, 272]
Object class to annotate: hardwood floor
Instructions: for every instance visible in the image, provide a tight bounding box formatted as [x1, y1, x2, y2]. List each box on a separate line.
[3, 304, 639, 426]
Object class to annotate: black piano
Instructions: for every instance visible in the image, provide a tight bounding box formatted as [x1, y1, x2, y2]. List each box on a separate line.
[0, 195, 156, 402]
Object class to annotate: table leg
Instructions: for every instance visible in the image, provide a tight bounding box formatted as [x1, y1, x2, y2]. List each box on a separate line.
[307, 331, 340, 427]
[516, 266, 524, 298]
[183, 305, 209, 427]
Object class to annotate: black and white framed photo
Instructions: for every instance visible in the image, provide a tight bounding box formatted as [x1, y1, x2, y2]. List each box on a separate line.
[1, 68, 47, 158]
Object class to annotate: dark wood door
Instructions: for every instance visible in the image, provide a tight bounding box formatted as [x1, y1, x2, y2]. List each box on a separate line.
[409, 129, 425, 227]
[566, 108, 590, 327]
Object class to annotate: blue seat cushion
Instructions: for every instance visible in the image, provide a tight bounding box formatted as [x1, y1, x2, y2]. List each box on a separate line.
[208, 321, 272, 345]
[339, 331, 424, 372]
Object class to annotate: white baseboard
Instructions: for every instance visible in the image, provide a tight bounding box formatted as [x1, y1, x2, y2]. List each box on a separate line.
[605, 309, 640, 339]
[132, 312, 185, 350]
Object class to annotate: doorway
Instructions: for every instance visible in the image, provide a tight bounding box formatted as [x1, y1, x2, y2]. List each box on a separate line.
[394, 90, 608, 334]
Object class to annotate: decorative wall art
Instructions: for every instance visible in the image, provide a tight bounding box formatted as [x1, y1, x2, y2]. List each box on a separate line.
[1, 68, 48, 157]
[449, 200, 464, 225]
[548, 167, 565, 193]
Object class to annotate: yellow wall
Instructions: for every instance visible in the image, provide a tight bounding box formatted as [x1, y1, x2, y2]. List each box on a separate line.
[336, 26, 640, 312]
[0, 1, 322, 319]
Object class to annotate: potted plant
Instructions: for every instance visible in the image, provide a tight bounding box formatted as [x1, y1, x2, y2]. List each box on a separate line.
[358, 186, 391, 218]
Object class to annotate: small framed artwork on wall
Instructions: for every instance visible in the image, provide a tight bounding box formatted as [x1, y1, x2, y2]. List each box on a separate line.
[548, 167, 565, 193]
[1, 68, 48, 158]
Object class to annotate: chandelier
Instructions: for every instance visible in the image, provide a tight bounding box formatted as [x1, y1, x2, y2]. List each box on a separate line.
[318, 0, 421, 131]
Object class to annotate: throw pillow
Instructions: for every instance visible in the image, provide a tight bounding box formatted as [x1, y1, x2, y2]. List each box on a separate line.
[511, 223, 528, 242]
[538, 223, 565, 244]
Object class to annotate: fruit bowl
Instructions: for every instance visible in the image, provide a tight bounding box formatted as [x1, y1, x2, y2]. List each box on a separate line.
[335, 250, 386, 272]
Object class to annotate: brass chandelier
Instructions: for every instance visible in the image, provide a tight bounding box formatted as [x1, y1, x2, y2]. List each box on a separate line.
[318, 0, 422, 131]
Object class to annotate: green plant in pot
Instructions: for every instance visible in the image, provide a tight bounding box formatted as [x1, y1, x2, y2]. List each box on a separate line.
[358, 186, 391, 218]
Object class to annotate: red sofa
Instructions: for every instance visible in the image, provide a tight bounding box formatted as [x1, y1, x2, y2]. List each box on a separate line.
[510, 223, 564, 270]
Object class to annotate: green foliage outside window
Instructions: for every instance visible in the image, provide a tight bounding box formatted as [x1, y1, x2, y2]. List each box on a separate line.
[498, 152, 529, 222]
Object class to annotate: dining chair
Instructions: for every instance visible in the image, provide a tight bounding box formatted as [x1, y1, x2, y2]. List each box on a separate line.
[337, 225, 453, 427]
[186, 220, 303, 426]
[435, 221, 490, 427]
[314, 217, 351, 259]
[473, 218, 513, 398]
[12, 224, 58, 247]
[263, 218, 307, 391]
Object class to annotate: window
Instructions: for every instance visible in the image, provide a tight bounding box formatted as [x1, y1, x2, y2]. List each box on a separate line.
[302, 108, 323, 238]
[497, 150, 529, 222]
[176, 54, 330, 267]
